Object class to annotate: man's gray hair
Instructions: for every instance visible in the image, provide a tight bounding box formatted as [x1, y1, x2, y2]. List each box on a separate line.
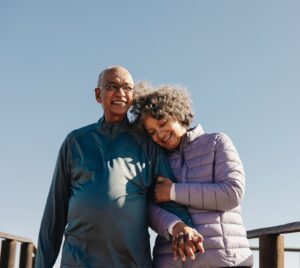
[97, 65, 130, 88]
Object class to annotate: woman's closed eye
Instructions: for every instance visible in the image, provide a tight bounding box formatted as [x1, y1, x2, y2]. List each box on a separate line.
[158, 119, 167, 127]
[147, 130, 155, 136]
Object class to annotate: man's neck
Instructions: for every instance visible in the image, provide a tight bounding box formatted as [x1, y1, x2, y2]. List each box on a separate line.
[104, 114, 126, 124]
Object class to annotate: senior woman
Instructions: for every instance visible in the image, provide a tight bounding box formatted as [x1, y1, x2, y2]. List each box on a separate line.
[131, 84, 253, 268]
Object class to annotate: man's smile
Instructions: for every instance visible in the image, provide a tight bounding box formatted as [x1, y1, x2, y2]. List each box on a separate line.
[112, 100, 127, 105]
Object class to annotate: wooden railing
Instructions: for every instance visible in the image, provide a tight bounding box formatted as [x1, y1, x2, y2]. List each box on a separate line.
[0, 232, 36, 268]
[1, 222, 299, 268]
[247, 221, 300, 268]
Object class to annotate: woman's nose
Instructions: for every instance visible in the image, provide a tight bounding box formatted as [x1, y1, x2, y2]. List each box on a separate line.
[157, 130, 165, 140]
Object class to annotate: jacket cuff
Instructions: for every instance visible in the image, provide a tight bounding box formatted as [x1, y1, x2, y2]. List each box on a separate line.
[168, 220, 182, 235]
[175, 183, 190, 206]
[170, 183, 176, 201]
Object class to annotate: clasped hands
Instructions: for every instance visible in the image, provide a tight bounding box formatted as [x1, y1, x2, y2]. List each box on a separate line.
[154, 176, 204, 261]
[172, 222, 204, 261]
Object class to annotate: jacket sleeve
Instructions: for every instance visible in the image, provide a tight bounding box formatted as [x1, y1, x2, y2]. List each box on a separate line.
[148, 203, 181, 239]
[175, 133, 245, 211]
[148, 146, 193, 239]
[35, 137, 71, 268]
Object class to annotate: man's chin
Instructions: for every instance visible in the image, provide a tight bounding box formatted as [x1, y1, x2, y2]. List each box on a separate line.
[111, 107, 129, 114]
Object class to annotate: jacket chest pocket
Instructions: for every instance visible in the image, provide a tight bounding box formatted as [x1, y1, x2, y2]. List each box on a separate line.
[71, 161, 99, 185]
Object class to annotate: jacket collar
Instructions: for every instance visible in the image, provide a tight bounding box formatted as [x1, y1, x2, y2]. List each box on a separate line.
[185, 124, 205, 143]
[169, 124, 205, 154]
[98, 116, 130, 136]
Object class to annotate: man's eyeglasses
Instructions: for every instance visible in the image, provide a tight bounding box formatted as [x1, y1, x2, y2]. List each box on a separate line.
[100, 83, 134, 92]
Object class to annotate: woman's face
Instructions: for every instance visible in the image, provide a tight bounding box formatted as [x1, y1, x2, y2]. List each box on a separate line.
[143, 115, 187, 150]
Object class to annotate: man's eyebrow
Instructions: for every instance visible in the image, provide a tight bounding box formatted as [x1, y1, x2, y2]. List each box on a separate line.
[108, 82, 133, 85]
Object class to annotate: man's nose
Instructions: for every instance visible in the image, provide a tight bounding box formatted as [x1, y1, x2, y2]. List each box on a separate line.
[114, 87, 126, 95]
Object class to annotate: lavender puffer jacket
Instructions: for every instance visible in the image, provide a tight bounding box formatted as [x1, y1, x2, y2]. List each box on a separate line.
[153, 125, 253, 268]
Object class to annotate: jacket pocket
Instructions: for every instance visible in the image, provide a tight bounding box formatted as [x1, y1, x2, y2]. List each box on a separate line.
[61, 235, 87, 266]
[71, 161, 98, 185]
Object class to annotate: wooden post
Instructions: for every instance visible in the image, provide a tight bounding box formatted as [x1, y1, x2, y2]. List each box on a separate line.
[20, 242, 35, 268]
[0, 239, 17, 268]
[259, 234, 284, 268]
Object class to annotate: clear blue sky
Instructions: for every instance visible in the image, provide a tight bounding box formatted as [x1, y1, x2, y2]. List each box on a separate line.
[1, 1, 299, 267]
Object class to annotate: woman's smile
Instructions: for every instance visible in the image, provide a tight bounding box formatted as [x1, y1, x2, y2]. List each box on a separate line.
[143, 116, 187, 150]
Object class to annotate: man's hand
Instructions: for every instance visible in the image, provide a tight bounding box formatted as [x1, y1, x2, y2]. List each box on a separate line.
[172, 222, 204, 262]
[154, 176, 173, 203]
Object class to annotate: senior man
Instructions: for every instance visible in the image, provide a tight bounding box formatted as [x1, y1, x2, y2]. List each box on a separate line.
[35, 66, 202, 268]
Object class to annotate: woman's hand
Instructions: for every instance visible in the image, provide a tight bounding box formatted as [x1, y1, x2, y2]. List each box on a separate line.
[154, 176, 173, 203]
[172, 222, 204, 262]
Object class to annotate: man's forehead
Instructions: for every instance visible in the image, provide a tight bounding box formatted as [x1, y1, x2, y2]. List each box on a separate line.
[100, 68, 134, 85]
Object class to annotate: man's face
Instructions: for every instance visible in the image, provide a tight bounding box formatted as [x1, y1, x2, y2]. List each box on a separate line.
[95, 68, 134, 123]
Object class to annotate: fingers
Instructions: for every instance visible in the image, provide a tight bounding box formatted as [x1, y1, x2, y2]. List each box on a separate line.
[153, 184, 162, 203]
[156, 176, 165, 183]
[184, 236, 196, 260]
[192, 232, 204, 253]
[156, 176, 172, 185]
[172, 227, 205, 262]
[177, 233, 186, 262]
[192, 231, 203, 243]
[172, 232, 187, 262]
[172, 236, 178, 260]
[195, 241, 205, 253]
[172, 233, 197, 262]
[153, 182, 170, 203]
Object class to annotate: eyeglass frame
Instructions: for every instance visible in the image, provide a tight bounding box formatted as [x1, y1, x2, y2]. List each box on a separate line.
[99, 82, 134, 92]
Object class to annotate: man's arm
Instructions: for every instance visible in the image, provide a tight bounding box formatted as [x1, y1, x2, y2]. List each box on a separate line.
[35, 137, 71, 268]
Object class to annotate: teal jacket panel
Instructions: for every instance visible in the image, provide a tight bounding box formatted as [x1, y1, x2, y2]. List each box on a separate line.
[35, 117, 192, 268]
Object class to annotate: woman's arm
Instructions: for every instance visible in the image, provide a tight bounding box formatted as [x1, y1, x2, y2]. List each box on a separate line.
[149, 203, 204, 261]
[155, 133, 245, 211]
[148, 202, 181, 238]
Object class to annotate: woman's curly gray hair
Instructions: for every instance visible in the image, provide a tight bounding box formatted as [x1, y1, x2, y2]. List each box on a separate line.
[131, 82, 194, 128]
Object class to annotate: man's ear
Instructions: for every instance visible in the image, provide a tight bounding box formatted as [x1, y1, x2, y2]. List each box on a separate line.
[95, 88, 102, 103]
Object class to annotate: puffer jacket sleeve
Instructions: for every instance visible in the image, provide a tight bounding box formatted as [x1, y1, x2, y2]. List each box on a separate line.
[148, 143, 193, 239]
[35, 137, 71, 268]
[148, 203, 180, 239]
[175, 133, 245, 211]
